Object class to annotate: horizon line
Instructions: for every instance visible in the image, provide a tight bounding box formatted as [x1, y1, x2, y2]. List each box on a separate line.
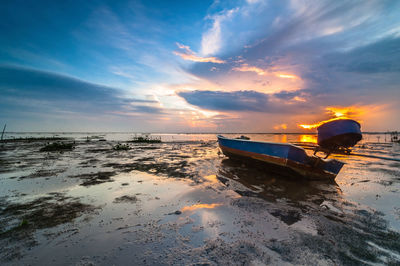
[2, 131, 397, 135]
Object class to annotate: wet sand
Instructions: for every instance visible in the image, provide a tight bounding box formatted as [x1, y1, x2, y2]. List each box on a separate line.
[1, 133, 400, 265]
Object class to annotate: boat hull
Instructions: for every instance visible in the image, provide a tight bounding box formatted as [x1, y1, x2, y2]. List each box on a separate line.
[218, 135, 344, 180]
[317, 119, 362, 149]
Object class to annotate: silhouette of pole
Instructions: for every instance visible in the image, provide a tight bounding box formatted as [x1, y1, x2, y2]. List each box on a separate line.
[1, 124, 6, 141]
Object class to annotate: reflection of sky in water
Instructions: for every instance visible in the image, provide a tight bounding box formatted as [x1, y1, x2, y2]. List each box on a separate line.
[299, 134, 317, 143]
[182, 203, 222, 212]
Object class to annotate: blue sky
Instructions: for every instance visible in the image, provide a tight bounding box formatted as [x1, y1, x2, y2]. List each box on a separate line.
[1, 0, 399, 132]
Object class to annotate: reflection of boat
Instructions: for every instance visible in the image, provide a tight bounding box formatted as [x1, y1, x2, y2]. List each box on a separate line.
[317, 119, 362, 150]
[217, 135, 344, 180]
[217, 159, 340, 224]
[218, 158, 339, 204]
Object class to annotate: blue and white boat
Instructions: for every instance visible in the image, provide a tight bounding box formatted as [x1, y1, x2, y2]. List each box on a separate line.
[217, 135, 345, 180]
[317, 119, 362, 150]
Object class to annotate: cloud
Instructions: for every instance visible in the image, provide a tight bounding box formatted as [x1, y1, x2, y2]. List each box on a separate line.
[176, 88, 320, 117]
[123, 98, 159, 104]
[174, 52, 225, 64]
[0, 65, 119, 103]
[178, 90, 270, 111]
[273, 90, 304, 101]
[185, 1, 400, 110]
[273, 123, 287, 130]
[0, 65, 162, 115]
[201, 8, 238, 55]
[232, 64, 266, 75]
[246, 0, 262, 4]
[173, 43, 225, 63]
[276, 73, 299, 79]
[133, 105, 164, 114]
[324, 36, 400, 74]
[232, 63, 301, 80]
[296, 36, 400, 105]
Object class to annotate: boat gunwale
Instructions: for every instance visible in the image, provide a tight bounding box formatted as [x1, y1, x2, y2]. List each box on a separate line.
[217, 135, 307, 152]
[317, 118, 361, 130]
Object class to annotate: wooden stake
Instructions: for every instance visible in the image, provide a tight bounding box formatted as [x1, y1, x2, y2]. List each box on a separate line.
[1, 124, 5, 141]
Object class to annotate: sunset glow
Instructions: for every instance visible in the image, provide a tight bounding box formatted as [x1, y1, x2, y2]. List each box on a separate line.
[232, 64, 266, 75]
[276, 74, 299, 79]
[299, 135, 318, 143]
[274, 124, 288, 130]
[298, 106, 365, 130]
[299, 117, 346, 129]
[2, 2, 400, 265]
[0, 1, 398, 133]
[324, 107, 364, 118]
[173, 51, 225, 64]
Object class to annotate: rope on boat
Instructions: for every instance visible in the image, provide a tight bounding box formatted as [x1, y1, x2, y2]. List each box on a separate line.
[297, 144, 400, 162]
[345, 152, 400, 162]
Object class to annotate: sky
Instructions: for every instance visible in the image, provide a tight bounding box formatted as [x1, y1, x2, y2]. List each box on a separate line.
[1, 0, 399, 132]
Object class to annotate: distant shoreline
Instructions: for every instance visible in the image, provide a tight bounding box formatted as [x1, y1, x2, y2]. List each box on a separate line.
[2, 131, 396, 135]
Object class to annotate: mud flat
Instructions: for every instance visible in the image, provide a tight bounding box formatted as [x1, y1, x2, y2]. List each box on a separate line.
[1, 133, 400, 265]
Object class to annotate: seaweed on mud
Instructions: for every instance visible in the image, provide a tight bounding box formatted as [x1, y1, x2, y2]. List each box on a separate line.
[270, 208, 400, 265]
[270, 209, 301, 225]
[0, 158, 9, 171]
[0, 137, 70, 143]
[0, 193, 96, 232]
[128, 136, 161, 143]
[113, 143, 130, 151]
[231, 197, 271, 214]
[235, 190, 260, 198]
[168, 154, 191, 159]
[135, 157, 157, 162]
[86, 148, 110, 153]
[40, 142, 74, 152]
[167, 238, 271, 265]
[19, 169, 66, 179]
[0, 193, 97, 262]
[113, 195, 139, 203]
[79, 158, 100, 165]
[369, 167, 400, 178]
[70, 171, 116, 186]
[102, 160, 194, 179]
[135, 145, 161, 150]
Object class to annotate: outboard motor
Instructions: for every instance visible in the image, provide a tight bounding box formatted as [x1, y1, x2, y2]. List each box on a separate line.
[317, 119, 362, 150]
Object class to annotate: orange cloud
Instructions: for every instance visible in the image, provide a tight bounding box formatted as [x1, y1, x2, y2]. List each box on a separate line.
[293, 96, 306, 102]
[232, 64, 300, 81]
[274, 123, 287, 130]
[232, 64, 266, 75]
[298, 106, 365, 129]
[276, 73, 299, 79]
[325, 106, 362, 118]
[298, 117, 343, 129]
[173, 43, 225, 64]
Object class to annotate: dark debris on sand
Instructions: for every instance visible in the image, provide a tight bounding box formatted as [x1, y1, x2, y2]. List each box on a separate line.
[103, 160, 194, 179]
[0, 137, 70, 143]
[40, 142, 74, 152]
[71, 171, 116, 186]
[0, 193, 97, 262]
[113, 195, 139, 203]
